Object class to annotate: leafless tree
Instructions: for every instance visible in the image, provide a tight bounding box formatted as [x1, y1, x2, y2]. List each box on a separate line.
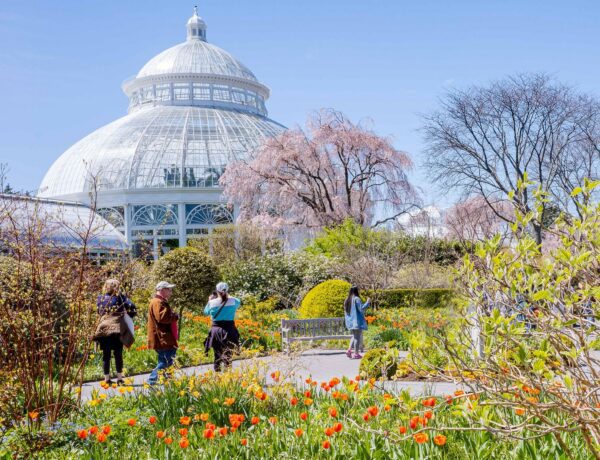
[423, 73, 600, 245]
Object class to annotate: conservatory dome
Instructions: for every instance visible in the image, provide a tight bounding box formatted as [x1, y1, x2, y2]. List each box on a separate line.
[136, 41, 258, 82]
[38, 8, 285, 258]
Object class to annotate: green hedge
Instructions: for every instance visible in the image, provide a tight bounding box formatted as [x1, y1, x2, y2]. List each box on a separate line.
[299, 279, 351, 318]
[367, 288, 455, 309]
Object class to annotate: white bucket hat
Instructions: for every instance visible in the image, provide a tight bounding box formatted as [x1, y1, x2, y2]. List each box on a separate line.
[216, 282, 229, 293]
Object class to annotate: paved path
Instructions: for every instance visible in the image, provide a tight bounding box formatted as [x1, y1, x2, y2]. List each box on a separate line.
[80, 350, 462, 401]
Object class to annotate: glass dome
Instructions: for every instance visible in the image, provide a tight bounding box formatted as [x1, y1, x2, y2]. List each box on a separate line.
[38, 8, 285, 258]
[136, 40, 258, 82]
[39, 106, 283, 198]
[39, 7, 284, 199]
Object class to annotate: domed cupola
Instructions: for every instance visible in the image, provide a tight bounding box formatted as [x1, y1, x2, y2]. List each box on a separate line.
[186, 6, 207, 41]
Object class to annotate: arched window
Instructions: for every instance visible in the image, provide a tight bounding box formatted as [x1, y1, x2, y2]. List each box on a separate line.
[186, 204, 233, 225]
[132, 205, 178, 226]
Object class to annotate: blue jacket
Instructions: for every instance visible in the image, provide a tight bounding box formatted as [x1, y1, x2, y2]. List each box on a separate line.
[96, 294, 137, 318]
[345, 296, 370, 330]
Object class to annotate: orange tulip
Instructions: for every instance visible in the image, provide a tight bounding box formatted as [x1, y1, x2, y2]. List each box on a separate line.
[333, 422, 343, 433]
[179, 438, 189, 448]
[164, 437, 173, 445]
[240, 438, 248, 446]
[515, 407, 526, 416]
[127, 418, 136, 426]
[203, 429, 215, 439]
[149, 416, 157, 424]
[304, 398, 314, 406]
[89, 426, 99, 435]
[101, 425, 111, 435]
[399, 426, 407, 434]
[224, 398, 235, 406]
[363, 413, 370, 422]
[77, 429, 88, 439]
[324, 427, 334, 437]
[156, 431, 166, 439]
[290, 397, 298, 406]
[179, 428, 188, 437]
[413, 433, 429, 444]
[434, 434, 447, 446]
[367, 406, 379, 417]
[384, 404, 391, 412]
[200, 413, 209, 422]
[218, 427, 228, 436]
[269, 417, 277, 424]
[304, 390, 311, 398]
[300, 412, 308, 421]
[28, 411, 39, 420]
[322, 440, 331, 449]
[180, 416, 191, 426]
[424, 410, 433, 420]
[294, 428, 304, 437]
[96, 433, 107, 443]
[251, 416, 260, 425]
[328, 407, 338, 418]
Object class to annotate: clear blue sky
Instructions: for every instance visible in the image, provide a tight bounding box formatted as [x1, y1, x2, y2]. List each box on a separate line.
[0, 0, 598, 206]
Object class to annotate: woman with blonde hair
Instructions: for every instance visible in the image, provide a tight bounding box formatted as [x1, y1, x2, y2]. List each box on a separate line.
[93, 279, 137, 385]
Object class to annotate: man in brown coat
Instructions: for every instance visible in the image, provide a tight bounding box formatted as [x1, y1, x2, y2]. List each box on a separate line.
[147, 281, 179, 385]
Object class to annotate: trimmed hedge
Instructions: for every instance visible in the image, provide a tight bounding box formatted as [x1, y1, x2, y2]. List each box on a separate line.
[298, 279, 351, 318]
[368, 288, 455, 309]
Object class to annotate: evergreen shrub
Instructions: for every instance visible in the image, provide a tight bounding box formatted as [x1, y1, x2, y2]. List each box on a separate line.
[298, 279, 350, 318]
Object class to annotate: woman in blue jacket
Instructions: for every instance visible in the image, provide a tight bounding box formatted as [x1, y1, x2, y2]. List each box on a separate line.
[344, 286, 370, 359]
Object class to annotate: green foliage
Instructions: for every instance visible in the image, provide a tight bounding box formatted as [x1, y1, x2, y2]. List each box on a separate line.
[364, 327, 409, 350]
[221, 251, 334, 307]
[359, 348, 399, 378]
[236, 295, 280, 322]
[434, 178, 600, 450]
[369, 288, 455, 308]
[392, 262, 453, 288]
[305, 218, 468, 265]
[298, 279, 351, 318]
[153, 247, 219, 312]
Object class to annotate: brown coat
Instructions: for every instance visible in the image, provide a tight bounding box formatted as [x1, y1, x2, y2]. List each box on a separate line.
[147, 296, 178, 350]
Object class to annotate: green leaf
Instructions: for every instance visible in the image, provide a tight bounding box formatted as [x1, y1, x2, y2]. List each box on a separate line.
[570, 187, 583, 197]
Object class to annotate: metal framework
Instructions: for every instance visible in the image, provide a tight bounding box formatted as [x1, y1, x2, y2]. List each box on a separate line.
[38, 8, 285, 258]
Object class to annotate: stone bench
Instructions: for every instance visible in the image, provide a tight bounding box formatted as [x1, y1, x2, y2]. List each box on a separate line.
[281, 317, 350, 352]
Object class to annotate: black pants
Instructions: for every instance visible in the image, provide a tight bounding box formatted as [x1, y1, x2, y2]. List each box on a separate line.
[206, 321, 240, 372]
[98, 334, 123, 375]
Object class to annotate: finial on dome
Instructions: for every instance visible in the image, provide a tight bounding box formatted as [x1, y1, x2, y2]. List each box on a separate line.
[187, 6, 207, 42]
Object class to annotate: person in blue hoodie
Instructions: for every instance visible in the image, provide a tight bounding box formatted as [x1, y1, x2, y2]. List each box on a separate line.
[344, 286, 370, 359]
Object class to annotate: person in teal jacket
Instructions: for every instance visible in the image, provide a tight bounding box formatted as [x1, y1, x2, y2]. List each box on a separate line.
[344, 286, 371, 359]
[203, 282, 241, 371]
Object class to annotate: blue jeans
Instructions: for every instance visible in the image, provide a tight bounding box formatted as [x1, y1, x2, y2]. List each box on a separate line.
[148, 349, 176, 385]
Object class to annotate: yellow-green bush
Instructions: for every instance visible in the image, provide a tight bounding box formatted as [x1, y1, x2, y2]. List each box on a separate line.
[359, 348, 399, 379]
[298, 279, 350, 318]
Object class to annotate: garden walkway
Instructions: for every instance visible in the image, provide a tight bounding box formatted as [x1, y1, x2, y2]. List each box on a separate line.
[79, 350, 462, 402]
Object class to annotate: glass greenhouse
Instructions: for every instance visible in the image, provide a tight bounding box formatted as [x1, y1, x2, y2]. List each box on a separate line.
[38, 8, 285, 258]
[0, 195, 127, 256]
